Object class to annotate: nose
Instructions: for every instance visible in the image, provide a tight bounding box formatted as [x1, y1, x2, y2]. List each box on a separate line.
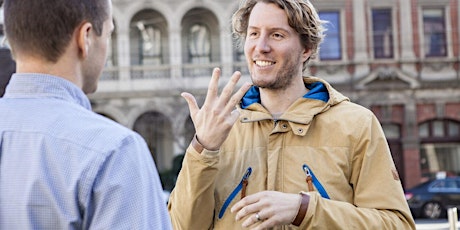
[254, 36, 271, 53]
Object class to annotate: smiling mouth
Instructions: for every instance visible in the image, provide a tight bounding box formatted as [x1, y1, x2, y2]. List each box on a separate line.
[255, 60, 275, 67]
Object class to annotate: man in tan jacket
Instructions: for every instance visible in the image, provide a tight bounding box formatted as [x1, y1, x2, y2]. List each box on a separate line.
[169, 0, 416, 229]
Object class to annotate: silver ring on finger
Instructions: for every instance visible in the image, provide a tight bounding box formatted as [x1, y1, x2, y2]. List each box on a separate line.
[255, 212, 261, 222]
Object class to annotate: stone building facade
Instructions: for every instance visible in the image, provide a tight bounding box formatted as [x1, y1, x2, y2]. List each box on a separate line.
[1, 0, 460, 189]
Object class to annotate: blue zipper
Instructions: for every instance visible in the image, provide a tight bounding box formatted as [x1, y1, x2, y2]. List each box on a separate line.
[302, 164, 330, 199]
[218, 167, 252, 219]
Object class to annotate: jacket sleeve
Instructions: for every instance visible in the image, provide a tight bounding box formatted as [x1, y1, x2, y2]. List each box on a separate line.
[297, 113, 416, 229]
[168, 144, 220, 229]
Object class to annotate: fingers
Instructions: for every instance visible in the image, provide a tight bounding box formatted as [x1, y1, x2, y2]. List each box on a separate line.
[231, 195, 260, 221]
[231, 191, 302, 229]
[181, 67, 252, 150]
[231, 195, 265, 229]
[203, 67, 222, 107]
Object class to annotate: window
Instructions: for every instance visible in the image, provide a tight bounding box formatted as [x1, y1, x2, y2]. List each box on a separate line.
[318, 11, 341, 60]
[419, 120, 460, 178]
[372, 9, 393, 59]
[419, 119, 460, 140]
[382, 123, 400, 139]
[423, 8, 447, 57]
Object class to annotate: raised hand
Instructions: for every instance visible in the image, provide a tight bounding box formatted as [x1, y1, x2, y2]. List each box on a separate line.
[181, 67, 252, 151]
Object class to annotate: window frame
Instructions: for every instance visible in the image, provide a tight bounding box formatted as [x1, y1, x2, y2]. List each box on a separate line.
[418, 4, 452, 58]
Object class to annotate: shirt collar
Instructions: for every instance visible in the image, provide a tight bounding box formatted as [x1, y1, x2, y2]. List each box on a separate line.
[4, 73, 92, 110]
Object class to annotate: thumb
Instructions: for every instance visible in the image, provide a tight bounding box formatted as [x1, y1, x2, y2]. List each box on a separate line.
[181, 92, 199, 118]
[228, 108, 241, 125]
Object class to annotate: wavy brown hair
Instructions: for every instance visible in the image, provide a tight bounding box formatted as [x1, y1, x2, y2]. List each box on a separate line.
[232, 0, 325, 70]
[4, 0, 110, 62]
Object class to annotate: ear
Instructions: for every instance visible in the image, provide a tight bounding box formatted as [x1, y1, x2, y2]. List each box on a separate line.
[302, 48, 312, 63]
[76, 22, 93, 59]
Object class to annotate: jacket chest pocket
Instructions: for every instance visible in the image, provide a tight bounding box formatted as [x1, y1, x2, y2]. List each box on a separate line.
[217, 167, 252, 219]
[302, 163, 330, 199]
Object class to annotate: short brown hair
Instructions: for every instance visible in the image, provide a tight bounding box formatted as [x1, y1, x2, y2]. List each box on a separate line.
[4, 0, 110, 62]
[232, 0, 325, 70]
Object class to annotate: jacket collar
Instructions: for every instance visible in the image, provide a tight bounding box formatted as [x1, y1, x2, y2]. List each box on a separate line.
[241, 79, 329, 109]
[238, 76, 349, 126]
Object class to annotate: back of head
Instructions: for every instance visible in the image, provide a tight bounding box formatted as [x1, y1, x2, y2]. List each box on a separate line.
[232, 0, 325, 67]
[3, 0, 110, 63]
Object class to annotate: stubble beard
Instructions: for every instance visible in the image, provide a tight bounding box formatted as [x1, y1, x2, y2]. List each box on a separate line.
[251, 56, 301, 90]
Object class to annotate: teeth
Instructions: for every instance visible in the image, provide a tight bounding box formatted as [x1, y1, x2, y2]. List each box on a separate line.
[255, 60, 274, 67]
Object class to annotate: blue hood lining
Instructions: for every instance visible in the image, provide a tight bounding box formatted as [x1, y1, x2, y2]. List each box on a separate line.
[241, 82, 329, 109]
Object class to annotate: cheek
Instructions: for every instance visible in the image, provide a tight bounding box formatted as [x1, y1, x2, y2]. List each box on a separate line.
[243, 40, 253, 57]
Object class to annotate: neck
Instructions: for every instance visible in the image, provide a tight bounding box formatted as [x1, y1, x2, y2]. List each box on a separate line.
[15, 53, 82, 88]
[260, 77, 308, 115]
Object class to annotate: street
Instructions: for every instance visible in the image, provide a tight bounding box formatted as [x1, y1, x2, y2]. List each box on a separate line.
[416, 218, 458, 230]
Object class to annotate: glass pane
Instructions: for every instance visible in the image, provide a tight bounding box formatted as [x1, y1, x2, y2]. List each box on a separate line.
[372, 9, 393, 59]
[188, 24, 211, 64]
[319, 11, 341, 60]
[448, 121, 460, 137]
[382, 124, 400, 139]
[433, 120, 444, 137]
[420, 143, 460, 178]
[133, 22, 162, 65]
[423, 8, 447, 57]
[419, 123, 429, 138]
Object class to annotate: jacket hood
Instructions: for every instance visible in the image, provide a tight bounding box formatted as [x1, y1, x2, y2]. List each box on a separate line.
[238, 76, 349, 125]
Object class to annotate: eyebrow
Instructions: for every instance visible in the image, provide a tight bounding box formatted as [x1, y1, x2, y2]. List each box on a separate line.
[247, 26, 293, 34]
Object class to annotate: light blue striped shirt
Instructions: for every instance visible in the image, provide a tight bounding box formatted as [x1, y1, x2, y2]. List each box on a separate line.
[0, 74, 172, 229]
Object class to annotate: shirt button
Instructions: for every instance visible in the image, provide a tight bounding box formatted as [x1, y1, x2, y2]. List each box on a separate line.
[298, 128, 304, 133]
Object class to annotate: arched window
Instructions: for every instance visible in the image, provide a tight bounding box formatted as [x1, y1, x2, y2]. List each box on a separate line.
[129, 9, 169, 79]
[181, 8, 219, 77]
[133, 111, 173, 172]
[419, 119, 460, 178]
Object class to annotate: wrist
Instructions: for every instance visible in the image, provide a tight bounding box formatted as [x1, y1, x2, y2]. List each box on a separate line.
[292, 192, 310, 226]
[191, 134, 204, 153]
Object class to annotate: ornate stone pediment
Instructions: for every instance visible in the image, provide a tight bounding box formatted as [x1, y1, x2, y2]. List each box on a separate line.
[356, 67, 420, 90]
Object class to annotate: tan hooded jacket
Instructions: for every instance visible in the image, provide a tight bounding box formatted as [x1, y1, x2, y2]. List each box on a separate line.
[168, 77, 416, 230]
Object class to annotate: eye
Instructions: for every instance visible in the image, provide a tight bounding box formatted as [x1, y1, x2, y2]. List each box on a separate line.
[247, 31, 258, 38]
[273, 33, 284, 39]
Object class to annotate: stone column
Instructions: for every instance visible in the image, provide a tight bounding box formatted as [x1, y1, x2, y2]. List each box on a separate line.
[399, 0, 417, 76]
[352, 0, 370, 78]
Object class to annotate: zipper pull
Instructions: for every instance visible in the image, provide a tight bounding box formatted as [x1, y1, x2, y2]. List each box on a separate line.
[241, 168, 252, 199]
[303, 164, 314, 192]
